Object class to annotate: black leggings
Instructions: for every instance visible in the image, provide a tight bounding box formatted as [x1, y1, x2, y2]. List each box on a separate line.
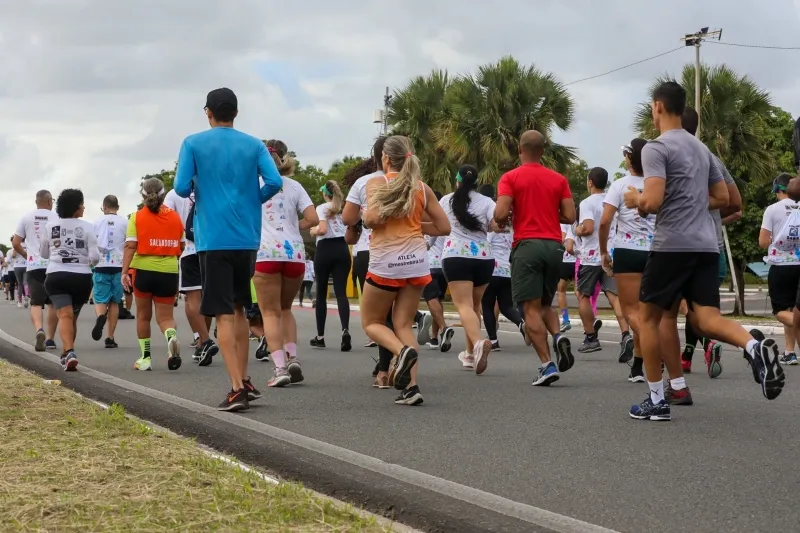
[314, 237, 351, 336]
[352, 251, 369, 293]
[7, 271, 16, 300]
[482, 276, 522, 341]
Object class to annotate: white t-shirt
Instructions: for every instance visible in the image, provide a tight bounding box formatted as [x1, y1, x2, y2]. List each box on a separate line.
[315, 202, 346, 242]
[762, 198, 800, 265]
[14, 208, 55, 271]
[346, 171, 383, 254]
[489, 230, 513, 277]
[304, 260, 315, 281]
[93, 214, 128, 269]
[41, 218, 99, 274]
[258, 177, 314, 263]
[427, 235, 445, 270]
[11, 247, 27, 268]
[577, 193, 606, 265]
[561, 224, 576, 263]
[163, 189, 197, 258]
[440, 191, 495, 260]
[604, 175, 656, 252]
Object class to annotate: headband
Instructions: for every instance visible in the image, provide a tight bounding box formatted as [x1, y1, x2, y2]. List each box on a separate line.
[455, 172, 463, 183]
[320, 184, 331, 196]
[773, 179, 788, 193]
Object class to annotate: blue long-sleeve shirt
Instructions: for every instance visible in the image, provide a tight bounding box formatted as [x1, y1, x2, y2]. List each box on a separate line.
[174, 127, 282, 252]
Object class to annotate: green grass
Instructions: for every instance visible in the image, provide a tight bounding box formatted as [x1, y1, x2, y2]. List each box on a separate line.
[0, 361, 397, 533]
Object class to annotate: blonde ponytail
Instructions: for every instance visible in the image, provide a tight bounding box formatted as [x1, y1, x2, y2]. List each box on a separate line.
[264, 139, 296, 177]
[370, 135, 420, 219]
[322, 180, 344, 217]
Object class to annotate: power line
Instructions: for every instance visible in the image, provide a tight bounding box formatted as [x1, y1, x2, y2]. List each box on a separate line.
[564, 47, 683, 86]
[707, 40, 800, 50]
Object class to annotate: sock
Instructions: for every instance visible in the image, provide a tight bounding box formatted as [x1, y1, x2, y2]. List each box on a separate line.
[561, 309, 569, 323]
[272, 349, 287, 369]
[786, 351, 795, 356]
[746, 339, 759, 360]
[138, 338, 151, 358]
[285, 342, 297, 360]
[631, 356, 643, 370]
[648, 380, 665, 404]
[193, 332, 200, 341]
[670, 377, 687, 390]
[165, 328, 177, 342]
[541, 362, 550, 369]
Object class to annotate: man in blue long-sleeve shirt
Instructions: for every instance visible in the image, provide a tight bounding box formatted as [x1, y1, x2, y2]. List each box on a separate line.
[174, 87, 282, 412]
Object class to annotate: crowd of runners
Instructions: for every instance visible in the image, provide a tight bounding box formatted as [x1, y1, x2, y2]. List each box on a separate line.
[4, 82, 798, 420]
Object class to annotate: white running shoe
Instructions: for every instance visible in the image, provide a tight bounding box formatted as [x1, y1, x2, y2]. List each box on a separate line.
[458, 351, 475, 369]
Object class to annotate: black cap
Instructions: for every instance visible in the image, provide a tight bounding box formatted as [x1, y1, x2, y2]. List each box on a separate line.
[205, 88, 238, 114]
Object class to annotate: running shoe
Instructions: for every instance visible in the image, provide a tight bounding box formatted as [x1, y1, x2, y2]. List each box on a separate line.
[553, 335, 574, 372]
[196, 339, 218, 367]
[394, 385, 424, 406]
[705, 341, 723, 378]
[62, 350, 78, 371]
[559, 321, 571, 333]
[373, 374, 389, 389]
[310, 336, 326, 349]
[34, 329, 45, 352]
[364, 340, 378, 348]
[255, 336, 270, 362]
[192, 345, 202, 362]
[665, 383, 694, 405]
[629, 397, 670, 421]
[242, 377, 262, 400]
[23, 297, 29, 309]
[249, 332, 258, 342]
[779, 352, 799, 366]
[458, 351, 475, 369]
[167, 334, 181, 370]
[490, 340, 501, 351]
[749, 337, 785, 400]
[134, 355, 152, 371]
[17, 301, 21, 308]
[519, 321, 531, 346]
[681, 356, 692, 373]
[287, 357, 304, 384]
[217, 389, 249, 412]
[745, 329, 765, 383]
[593, 319, 603, 335]
[416, 313, 433, 346]
[439, 327, 455, 353]
[426, 338, 440, 350]
[392, 346, 418, 390]
[190, 337, 200, 348]
[474, 339, 491, 375]
[341, 329, 352, 352]
[91, 314, 107, 342]
[45, 339, 57, 351]
[577, 336, 601, 353]
[104, 338, 118, 349]
[532, 362, 559, 386]
[628, 364, 645, 383]
[267, 367, 292, 388]
[618, 332, 634, 364]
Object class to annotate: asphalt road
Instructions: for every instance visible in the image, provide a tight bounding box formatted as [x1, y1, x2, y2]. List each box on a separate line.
[0, 299, 797, 533]
[565, 288, 772, 315]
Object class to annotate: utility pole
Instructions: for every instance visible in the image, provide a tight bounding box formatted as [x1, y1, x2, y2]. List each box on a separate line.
[382, 86, 392, 136]
[680, 27, 722, 137]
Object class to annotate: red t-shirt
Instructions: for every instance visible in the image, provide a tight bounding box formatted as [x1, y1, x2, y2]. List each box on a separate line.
[497, 163, 572, 246]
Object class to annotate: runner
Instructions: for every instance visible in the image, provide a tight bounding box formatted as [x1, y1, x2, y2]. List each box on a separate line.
[421, 193, 456, 353]
[440, 165, 496, 373]
[360, 135, 450, 404]
[247, 279, 270, 362]
[299, 258, 314, 306]
[310, 180, 352, 351]
[173, 87, 283, 412]
[91, 195, 128, 348]
[557, 224, 576, 332]
[254, 139, 318, 388]
[1, 253, 7, 301]
[12, 190, 58, 351]
[164, 181, 220, 366]
[40, 189, 98, 371]
[11, 240, 28, 308]
[627, 81, 784, 421]
[599, 139, 655, 382]
[494, 130, 576, 386]
[759, 172, 800, 364]
[4, 242, 17, 305]
[122, 178, 184, 373]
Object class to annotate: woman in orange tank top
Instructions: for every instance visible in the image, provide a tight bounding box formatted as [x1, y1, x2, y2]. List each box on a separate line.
[361, 135, 450, 406]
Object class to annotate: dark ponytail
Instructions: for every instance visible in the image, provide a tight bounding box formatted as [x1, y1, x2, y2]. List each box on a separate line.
[450, 165, 482, 232]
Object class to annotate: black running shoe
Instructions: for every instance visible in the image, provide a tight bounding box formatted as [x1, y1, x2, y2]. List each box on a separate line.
[439, 327, 455, 353]
[392, 346, 418, 390]
[255, 336, 270, 362]
[242, 378, 262, 400]
[629, 396, 670, 421]
[593, 319, 603, 335]
[394, 385, 424, 406]
[197, 339, 218, 367]
[341, 329, 352, 352]
[217, 389, 249, 412]
[91, 314, 107, 341]
[553, 334, 574, 372]
[751, 339, 786, 400]
[104, 338, 118, 349]
[310, 336, 326, 349]
[745, 329, 765, 383]
[619, 332, 634, 364]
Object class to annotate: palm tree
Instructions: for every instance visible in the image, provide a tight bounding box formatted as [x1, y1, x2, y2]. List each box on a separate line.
[433, 56, 577, 184]
[633, 64, 774, 184]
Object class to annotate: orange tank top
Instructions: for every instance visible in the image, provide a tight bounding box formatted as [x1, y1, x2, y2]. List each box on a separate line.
[135, 206, 183, 257]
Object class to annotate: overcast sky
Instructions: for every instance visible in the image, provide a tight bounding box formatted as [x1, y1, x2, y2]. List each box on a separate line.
[1, 0, 799, 241]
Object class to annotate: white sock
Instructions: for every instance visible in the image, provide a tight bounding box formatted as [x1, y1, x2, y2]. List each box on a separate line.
[272, 349, 286, 369]
[746, 339, 759, 360]
[541, 362, 550, 369]
[285, 342, 297, 360]
[193, 332, 200, 341]
[670, 377, 686, 390]
[786, 350, 795, 356]
[648, 381, 665, 404]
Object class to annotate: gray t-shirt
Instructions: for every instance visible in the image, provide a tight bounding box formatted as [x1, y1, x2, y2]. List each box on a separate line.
[710, 154, 735, 250]
[641, 128, 723, 253]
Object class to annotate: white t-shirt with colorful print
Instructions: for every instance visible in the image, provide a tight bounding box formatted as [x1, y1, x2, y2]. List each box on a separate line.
[257, 177, 314, 263]
[440, 191, 495, 261]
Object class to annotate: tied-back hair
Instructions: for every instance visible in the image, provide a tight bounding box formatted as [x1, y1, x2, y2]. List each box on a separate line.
[323, 180, 344, 217]
[265, 139, 296, 177]
[141, 177, 166, 214]
[370, 135, 421, 219]
[343, 136, 387, 187]
[451, 165, 482, 232]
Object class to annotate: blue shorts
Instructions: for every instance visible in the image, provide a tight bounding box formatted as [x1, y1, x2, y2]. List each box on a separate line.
[93, 271, 124, 304]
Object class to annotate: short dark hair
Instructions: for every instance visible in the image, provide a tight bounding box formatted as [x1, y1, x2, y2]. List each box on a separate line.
[653, 81, 686, 116]
[775, 173, 793, 191]
[682, 108, 699, 136]
[478, 184, 495, 199]
[433, 190, 443, 201]
[588, 167, 609, 190]
[55, 189, 84, 219]
[103, 195, 119, 210]
[212, 105, 237, 123]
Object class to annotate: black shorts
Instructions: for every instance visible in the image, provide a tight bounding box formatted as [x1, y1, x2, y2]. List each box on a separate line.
[767, 265, 800, 314]
[133, 270, 179, 302]
[613, 248, 649, 275]
[44, 271, 93, 313]
[577, 265, 617, 296]
[640, 252, 721, 310]
[559, 261, 576, 281]
[352, 250, 369, 290]
[180, 254, 203, 293]
[422, 269, 448, 301]
[27, 268, 51, 307]
[442, 258, 494, 287]
[199, 250, 256, 317]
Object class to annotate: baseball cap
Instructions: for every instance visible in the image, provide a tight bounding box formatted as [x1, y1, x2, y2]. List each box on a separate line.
[205, 88, 238, 114]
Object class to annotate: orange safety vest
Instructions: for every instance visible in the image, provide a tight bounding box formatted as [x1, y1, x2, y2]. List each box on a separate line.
[135, 206, 183, 257]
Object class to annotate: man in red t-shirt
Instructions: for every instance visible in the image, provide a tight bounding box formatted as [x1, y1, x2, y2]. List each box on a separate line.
[495, 130, 576, 386]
